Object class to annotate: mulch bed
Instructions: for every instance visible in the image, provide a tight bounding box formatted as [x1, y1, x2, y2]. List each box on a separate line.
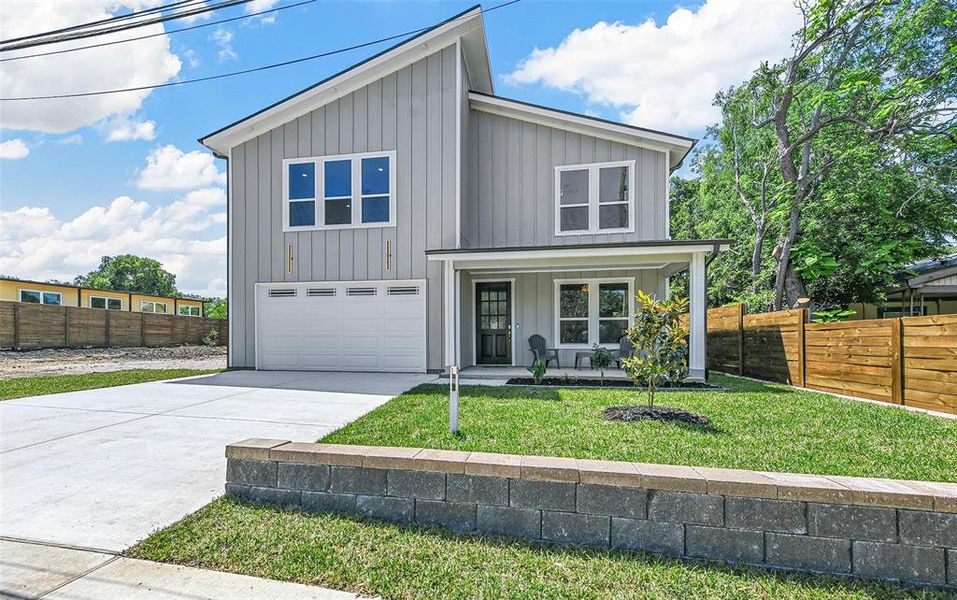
[602, 405, 711, 425]
[505, 377, 720, 391]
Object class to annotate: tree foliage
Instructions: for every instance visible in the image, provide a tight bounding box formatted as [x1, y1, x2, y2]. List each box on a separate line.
[622, 292, 689, 408]
[75, 255, 177, 296]
[674, 0, 957, 310]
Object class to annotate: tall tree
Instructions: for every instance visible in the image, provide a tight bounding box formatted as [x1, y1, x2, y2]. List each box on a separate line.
[75, 255, 177, 296]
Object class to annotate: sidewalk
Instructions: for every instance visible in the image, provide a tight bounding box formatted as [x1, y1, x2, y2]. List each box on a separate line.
[1, 539, 366, 599]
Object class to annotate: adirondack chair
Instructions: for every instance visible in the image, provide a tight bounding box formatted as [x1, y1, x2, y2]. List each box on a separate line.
[528, 334, 560, 368]
[614, 335, 635, 369]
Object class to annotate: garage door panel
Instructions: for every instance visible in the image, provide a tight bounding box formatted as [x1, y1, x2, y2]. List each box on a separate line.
[256, 281, 426, 372]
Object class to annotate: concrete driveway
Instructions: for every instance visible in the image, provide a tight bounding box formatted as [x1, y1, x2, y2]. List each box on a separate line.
[0, 370, 433, 552]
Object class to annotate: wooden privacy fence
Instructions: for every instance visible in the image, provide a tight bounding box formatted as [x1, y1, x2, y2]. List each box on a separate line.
[698, 303, 956, 416]
[0, 301, 227, 350]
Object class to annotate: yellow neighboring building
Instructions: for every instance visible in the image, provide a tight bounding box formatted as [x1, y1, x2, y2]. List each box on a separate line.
[0, 277, 205, 317]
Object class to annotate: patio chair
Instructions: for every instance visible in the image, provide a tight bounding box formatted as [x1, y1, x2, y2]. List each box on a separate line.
[614, 335, 635, 369]
[528, 334, 560, 368]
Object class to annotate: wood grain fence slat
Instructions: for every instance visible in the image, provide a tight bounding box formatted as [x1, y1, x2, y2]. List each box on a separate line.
[0, 300, 226, 351]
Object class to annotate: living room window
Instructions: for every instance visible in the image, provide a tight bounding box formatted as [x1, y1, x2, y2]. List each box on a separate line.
[555, 160, 635, 235]
[554, 278, 634, 347]
[284, 151, 395, 232]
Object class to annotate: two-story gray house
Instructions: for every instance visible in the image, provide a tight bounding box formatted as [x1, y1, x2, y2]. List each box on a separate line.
[200, 5, 727, 380]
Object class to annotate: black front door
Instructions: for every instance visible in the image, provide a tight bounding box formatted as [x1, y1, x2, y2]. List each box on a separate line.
[476, 282, 512, 364]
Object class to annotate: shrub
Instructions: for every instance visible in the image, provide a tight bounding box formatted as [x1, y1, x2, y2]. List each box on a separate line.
[527, 358, 547, 385]
[590, 344, 613, 386]
[203, 328, 219, 347]
[621, 291, 689, 408]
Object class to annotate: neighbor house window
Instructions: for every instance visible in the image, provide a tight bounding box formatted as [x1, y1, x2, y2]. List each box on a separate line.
[554, 278, 634, 346]
[20, 290, 62, 305]
[284, 151, 395, 232]
[141, 301, 167, 314]
[555, 161, 635, 235]
[179, 305, 201, 317]
[90, 296, 122, 310]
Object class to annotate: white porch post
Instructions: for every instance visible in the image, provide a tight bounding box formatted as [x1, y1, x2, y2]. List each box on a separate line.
[443, 260, 456, 367]
[688, 252, 707, 381]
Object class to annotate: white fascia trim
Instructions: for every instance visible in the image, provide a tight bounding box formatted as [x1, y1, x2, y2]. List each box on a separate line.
[203, 11, 485, 155]
[455, 38, 462, 249]
[427, 243, 729, 263]
[468, 93, 693, 167]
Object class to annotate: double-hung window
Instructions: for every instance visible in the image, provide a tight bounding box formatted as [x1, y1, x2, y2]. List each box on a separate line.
[90, 296, 122, 310]
[20, 290, 62, 305]
[555, 160, 635, 235]
[555, 278, 634, 347]
[178, 305, 201, 316]
[284, 151, 395, 231]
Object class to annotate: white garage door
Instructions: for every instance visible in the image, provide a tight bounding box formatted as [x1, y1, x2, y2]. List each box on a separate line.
[255, 280, 426, 372]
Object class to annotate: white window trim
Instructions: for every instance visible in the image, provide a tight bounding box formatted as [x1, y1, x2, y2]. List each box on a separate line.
[554, 160, 636, 236]
[20, 289, 62, 305]
[553, 277, 635, 349]
[90, 295, 123, 310]
[179, 305, 201, 317]
[141, 300, 168, 314]
[282, 150, 397, 233]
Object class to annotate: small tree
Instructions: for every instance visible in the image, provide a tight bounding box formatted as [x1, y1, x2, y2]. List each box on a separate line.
[203, 328, 219, 347]
[621, 291, 689, 408]
[590, 344, 613, 386]
[527, 358, 547, 385]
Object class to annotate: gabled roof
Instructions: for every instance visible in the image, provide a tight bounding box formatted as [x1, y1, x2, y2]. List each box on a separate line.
[200, 5, 492, 157]
[468, 92, 696, 171]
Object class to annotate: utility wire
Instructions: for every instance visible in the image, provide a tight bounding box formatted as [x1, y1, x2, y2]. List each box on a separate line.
[0, 0, 206, 45]
[2, 0, 317, 63]
[0, 0, 254, 52]
[0, 0, 522, 102]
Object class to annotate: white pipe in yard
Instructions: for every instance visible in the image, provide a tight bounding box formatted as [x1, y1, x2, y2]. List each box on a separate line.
[449, 364, 459, 433]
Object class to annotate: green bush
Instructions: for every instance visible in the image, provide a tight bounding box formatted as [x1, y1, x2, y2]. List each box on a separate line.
[621, 291, 689, 408]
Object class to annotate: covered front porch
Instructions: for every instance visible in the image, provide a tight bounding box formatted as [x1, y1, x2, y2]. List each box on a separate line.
[426, 240, 729, 382]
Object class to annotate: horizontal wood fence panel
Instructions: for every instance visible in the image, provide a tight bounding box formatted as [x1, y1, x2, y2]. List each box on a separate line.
[704, 305, 955, 416]
[0, 300, 226, 350]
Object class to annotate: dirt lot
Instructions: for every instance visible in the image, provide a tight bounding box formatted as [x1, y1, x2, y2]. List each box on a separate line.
[0, 346, 227, 379]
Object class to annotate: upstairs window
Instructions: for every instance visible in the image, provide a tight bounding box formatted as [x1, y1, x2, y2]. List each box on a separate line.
[284, 151, 395, 231]
[20, 290, 62, 305]
[555, 160, 635, 235]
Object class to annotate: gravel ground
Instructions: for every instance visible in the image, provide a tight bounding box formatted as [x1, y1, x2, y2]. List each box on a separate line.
[0, 346, 227, 379]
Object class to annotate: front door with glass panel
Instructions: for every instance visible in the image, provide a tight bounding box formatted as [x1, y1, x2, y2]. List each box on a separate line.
[476, 282, 512, 365]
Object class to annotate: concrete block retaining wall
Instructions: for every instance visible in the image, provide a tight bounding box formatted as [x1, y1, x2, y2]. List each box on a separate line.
[225, 439, 957, 589]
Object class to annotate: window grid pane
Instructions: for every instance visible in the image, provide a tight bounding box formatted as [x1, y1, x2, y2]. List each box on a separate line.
[560, 320, 588, 344]
[91, 297, 106, 309]
[108, 298, 122, 310]
[288, 162, 315, 200]
[43, 293, 61, 305]
[599, 204, 628, 230]
[361, 196, 389, 223]
[361, 157, 389, 195]
[599, 166, 628, 203]
[559, 170, 588, 205]
[325, 198, 352, 225]
[559, 285, 588, 318]
[290, 200, 316, 227]
[324, 160, 351, 197]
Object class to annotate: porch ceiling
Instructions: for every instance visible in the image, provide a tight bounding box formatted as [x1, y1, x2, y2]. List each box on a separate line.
[426, 239, 730, 274]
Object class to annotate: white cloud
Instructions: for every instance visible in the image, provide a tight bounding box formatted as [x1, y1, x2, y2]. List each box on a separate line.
[101, 114, 157, 142]
[0, 2, 181, 133]
[0, 190, 227, 296]
[57, 134, 84, 145]
[505, 0, 802, 132]
[0, 139, 29, 160]
[211, 27, 237, 61]
[246, 0, 279, 13]
[136, 145, 226, 190]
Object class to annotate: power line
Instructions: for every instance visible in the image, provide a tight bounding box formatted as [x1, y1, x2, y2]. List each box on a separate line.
[0, 0, 206, 45]
[0, 0, 522, 102]
[0, 0, 254, 53]
[1, 0, 318, 63]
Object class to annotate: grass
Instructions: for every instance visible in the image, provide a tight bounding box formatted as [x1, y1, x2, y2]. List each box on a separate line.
[322, 374, 957, 482]
[128, 496, 951, 600]
[0, 369, 222, 401]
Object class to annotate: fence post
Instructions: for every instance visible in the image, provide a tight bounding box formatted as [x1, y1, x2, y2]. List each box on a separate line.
[890, 317, 903, 405]
[796, 309, 807, 388]
[105, 308, 111, 347]
[63, 306, 70, 347]
[12, 302, 20, 350]
[737, 303, 744, 376]
[140, 312, 146, 347]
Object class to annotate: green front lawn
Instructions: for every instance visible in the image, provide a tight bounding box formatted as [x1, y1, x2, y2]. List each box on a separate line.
[0, 369, 222, 401]
[322, 374, 957, 482]
[128, 496, 949, 600]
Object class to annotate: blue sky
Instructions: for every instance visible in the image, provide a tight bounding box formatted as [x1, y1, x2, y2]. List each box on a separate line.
[0, 0, 800, 295]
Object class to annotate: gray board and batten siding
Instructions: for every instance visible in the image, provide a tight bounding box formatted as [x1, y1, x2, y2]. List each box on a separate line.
[229, 45, 459, 370]
[228, 42, 671, 371]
